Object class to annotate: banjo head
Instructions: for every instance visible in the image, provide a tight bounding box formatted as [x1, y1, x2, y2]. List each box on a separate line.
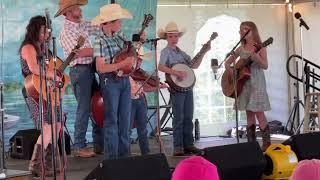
[170, 64, 196, 88]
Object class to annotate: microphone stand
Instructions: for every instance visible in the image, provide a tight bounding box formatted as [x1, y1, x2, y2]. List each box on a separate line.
[52, 37, 66, 180]
[44, 10, 59, 180]
[146, 40, 165, 154]
[223, 30, 251, 143]
[38, 36, 52, 179]
[297, 17, 307, 132]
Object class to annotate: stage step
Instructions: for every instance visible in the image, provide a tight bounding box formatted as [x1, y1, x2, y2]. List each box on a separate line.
[0, 169, 31, 180]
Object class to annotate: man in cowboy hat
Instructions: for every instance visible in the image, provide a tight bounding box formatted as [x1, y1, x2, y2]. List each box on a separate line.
[56, 0, 103, 158]
[158, 21, 211, 156]
[92, 3, 136, 159]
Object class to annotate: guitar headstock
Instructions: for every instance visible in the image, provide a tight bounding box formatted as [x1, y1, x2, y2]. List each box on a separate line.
[76, 36, 85, 48]
[261, 37, 273, 48]
[210, 32, 218, 41]
[142, 14, 154, 28]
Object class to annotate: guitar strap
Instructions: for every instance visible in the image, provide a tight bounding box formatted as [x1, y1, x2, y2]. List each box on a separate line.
[176, 47, 192, 67]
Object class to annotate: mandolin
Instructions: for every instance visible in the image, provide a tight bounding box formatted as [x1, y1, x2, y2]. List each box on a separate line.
[112, 14, 153, 77]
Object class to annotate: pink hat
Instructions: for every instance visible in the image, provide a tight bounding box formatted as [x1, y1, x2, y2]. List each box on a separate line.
[172, 156, 220, 180]
[291, 159, 320, 180]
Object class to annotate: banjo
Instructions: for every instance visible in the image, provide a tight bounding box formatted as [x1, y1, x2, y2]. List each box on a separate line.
[165, 32, 218, 92]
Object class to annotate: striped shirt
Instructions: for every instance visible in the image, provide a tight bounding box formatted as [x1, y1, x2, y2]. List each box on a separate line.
[93, 31, 126, 64]
[159, 46, 192, 67]
[59, 19, 100, 66]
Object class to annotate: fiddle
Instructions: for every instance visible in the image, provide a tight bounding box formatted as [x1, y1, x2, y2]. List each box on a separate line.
[131, 68, 159, 87]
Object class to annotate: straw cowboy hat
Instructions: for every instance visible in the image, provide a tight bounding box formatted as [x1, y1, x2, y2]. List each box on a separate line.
[157, 21, 186, 39]
[91, 4, 132, 26]
[137, 47, 152, 61]
[54, 0, 87, 17]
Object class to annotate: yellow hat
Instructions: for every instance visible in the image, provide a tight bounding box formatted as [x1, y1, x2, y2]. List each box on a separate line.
[91, 4, 132, 26]
[157, 21, 186, 39]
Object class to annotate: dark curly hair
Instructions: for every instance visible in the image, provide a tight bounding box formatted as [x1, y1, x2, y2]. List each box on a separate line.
[18, 15, 46, 54]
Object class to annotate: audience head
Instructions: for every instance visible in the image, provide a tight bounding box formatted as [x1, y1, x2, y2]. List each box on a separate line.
[291, 159, 320, 180]
[172, 156, 220, 180]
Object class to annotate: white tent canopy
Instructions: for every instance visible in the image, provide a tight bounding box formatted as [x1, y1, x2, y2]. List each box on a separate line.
[157, 1, 320, 135]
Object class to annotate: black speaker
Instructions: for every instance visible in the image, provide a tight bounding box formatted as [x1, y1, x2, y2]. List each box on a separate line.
[85, 153, 171, 180]
[10, 129, 40, 160]
[202, 142, 266, 180]
[283, 132, 320, 161]
[10, 129, 71, 160]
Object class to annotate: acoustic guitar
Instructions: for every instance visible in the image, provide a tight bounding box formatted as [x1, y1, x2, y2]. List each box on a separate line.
[221, 37, 274, 98]
[24, 36, 85, 104]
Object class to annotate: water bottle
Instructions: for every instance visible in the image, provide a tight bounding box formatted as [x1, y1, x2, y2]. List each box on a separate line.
[194, 119, 200, 141]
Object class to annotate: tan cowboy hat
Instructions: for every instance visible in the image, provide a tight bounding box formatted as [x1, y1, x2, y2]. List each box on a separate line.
[157, 21, 186, 39]
[54, 0, 87, 17]
[137, 47, 152, 61]
[91, 4, 132, 26]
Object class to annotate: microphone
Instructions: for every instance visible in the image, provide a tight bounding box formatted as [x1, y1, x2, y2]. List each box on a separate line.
[132, 34, 140, 42]
[45, 8, 52, 33]
[294, 12, 310, 30]
[132, 34, 141, 49]
[144, 38, 165, 43]
[211, 58, 219, 80]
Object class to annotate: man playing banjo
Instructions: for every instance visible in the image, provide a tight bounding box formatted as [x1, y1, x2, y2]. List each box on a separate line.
[158, 21, 212, 156]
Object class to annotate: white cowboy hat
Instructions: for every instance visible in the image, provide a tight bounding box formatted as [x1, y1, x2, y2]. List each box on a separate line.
[137, 47, 152, 61]
[54, 0, 87, 18]
[91, 4, 132, 26]
[157, 21, 186, 39]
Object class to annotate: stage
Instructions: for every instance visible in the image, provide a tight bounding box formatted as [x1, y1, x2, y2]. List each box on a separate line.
[5, 135, 286, 179]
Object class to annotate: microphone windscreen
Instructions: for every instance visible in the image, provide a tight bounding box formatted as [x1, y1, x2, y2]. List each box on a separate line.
[211, 59, 218, 67]
[132, 34, 140, 42]
[294, 12, 301, 19]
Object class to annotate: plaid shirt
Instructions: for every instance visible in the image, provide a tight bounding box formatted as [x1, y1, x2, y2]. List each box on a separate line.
[93, 31, 126, 64]
[59, 19, 100, 66]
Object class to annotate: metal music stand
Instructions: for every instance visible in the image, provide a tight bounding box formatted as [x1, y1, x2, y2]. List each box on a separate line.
[146, 88, 173, 136]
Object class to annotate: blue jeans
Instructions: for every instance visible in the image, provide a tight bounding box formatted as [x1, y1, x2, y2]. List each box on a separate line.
[131, 96, 150, 155]
[70, 65, 103, 150]
[99, 73, 131, 159]
[171, 90, 194, 149]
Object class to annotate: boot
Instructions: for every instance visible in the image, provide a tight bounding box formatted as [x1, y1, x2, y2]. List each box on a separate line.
[45, 144, 55, 176]
[29, 144, 55, 177]
[260, 124, 271, 151]
[29, 144, 42, 177]
[46, 144, 62, 175]
[246, 124, 256, 142]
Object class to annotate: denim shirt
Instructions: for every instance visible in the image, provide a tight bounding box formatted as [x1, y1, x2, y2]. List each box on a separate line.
[159, 46, 192, 68]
